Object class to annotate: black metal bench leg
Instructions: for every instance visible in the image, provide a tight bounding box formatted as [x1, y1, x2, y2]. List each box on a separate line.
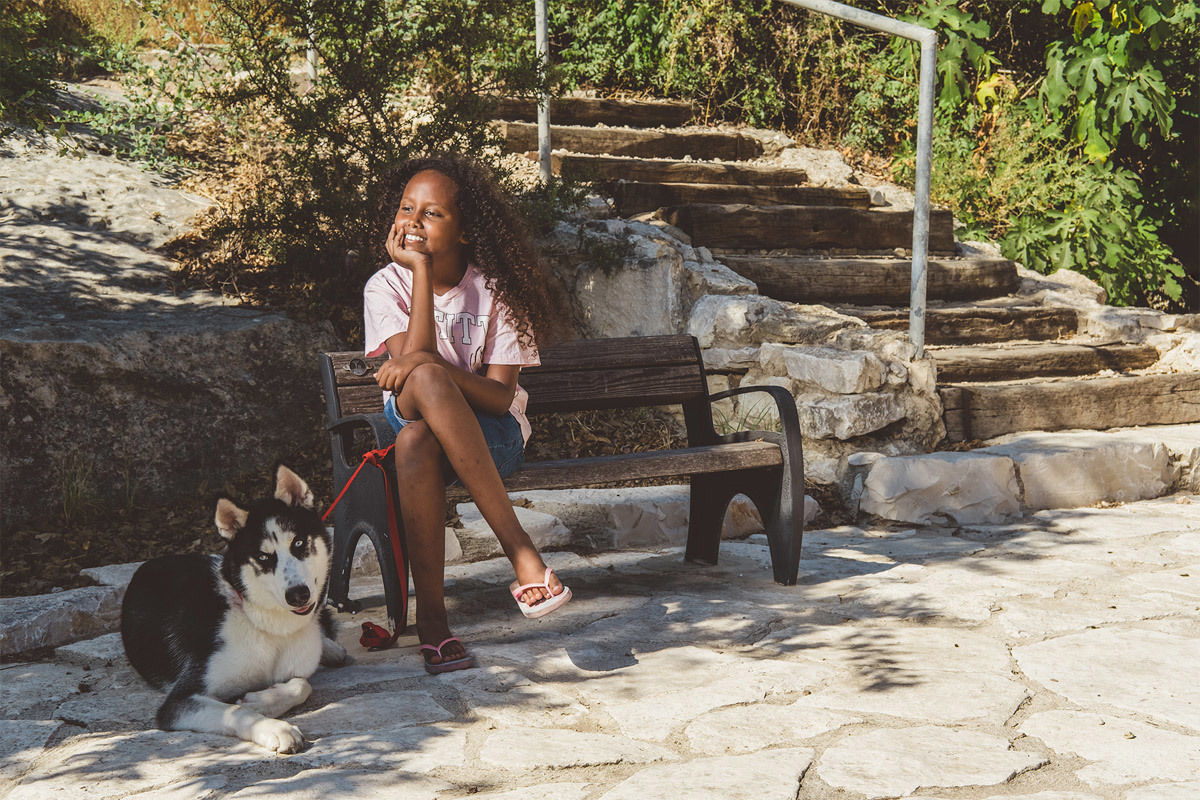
[742, 469, 803, 586]
[685, 473, 734, 566]
[375, 530, 409, 635]
[327, 521, 361, 613]
[327, 474, 410, 634]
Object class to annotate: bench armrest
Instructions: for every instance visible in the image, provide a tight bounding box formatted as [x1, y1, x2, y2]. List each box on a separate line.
[707, 384, 803, 463]
[328, 412, 396, 451]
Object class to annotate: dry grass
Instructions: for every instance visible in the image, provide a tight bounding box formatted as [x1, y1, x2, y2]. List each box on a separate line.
[58, 0, 220, 50]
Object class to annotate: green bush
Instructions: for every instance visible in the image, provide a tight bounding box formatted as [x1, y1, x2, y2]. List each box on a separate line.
[1, 1, 57, 121]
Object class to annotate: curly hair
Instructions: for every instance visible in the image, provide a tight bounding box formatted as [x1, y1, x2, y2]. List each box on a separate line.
[371, 154, 563, 350]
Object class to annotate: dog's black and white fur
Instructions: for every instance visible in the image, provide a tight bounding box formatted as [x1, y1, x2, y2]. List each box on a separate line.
[121, 466, 348, 753]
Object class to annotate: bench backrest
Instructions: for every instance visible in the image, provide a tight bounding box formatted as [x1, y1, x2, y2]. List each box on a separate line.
[320, 334, 709, 421]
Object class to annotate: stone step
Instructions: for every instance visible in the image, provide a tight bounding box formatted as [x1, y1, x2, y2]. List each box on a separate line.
[846, 423, 1200, 525]
[841, 306, 1079, 345]
[548, 153, 811, 186]
[661, 204, 956, 252]
[497, 122, 765, 161]
[493, 96, 697, 127]
[931, 341, 1162, 383]
[612, 182, 870, 216]
[940, 371, 1200, 441]
[721, 256, 1016, 305]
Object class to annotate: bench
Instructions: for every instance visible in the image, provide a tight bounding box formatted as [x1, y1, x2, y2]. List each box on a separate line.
[318, 334, 804, 633]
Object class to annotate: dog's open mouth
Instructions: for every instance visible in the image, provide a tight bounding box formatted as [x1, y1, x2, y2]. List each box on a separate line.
[291, 603, 315, 615]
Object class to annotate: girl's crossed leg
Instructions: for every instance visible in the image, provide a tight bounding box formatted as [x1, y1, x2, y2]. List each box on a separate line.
[392, 361, 565, 667]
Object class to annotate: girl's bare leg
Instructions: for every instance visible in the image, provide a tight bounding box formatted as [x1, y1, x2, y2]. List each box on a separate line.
[392, 420, 465, 665]
[395, 362, 563, 606]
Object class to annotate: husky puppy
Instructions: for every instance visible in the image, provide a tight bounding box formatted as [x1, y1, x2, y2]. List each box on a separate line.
[121, 465, 348, 753]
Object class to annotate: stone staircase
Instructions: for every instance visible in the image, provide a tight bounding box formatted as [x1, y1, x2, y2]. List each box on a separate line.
[495, 96, 1200, 513]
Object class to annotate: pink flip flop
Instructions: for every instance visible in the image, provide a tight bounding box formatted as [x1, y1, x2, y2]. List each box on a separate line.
[510, 567, 572, 619]
[418, 636, 475, 674]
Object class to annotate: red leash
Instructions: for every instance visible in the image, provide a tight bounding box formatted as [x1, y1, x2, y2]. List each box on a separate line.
[323, 445, 406, 650]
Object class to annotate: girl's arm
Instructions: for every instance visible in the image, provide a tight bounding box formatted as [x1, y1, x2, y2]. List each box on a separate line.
[385, 222, 439, 356]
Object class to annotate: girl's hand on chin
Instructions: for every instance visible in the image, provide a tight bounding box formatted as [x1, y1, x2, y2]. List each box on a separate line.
[385, 223, 431, 272]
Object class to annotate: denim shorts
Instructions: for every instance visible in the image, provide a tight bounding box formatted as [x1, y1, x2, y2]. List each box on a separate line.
[384, 397, 525, 482]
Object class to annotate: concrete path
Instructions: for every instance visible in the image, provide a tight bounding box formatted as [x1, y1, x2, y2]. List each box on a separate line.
[3, 494, 1199, 799]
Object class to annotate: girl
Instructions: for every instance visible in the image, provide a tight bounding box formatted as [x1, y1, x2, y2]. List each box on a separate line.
[363, 154, 569, 674]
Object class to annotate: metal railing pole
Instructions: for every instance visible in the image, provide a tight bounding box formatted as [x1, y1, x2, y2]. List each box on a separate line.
[909, 35, 936, 355]
[535, 0, 552, 184]
[779, 0, 937, 355]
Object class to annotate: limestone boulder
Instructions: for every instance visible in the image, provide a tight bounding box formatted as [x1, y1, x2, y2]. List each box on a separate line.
[0, 313, 340, 527]
[759, 343, 887, 394]
[982, 432, 1172, 510]
[540, 220, 754, 340]
[1, 129, 212, 249]
[800, 392, 907, 441]
[454, 504, 572, 560]
[687, 294, 863, 349]
[777, 145, 853, 187]
[1080, 305, 1164, 341]
[0, 584, 124, 656]
[701, 346, 761, 372]
[1016, 265, 1107, 305]
[1152, 332, 1200, 373]
[854, 451, 1022, 525]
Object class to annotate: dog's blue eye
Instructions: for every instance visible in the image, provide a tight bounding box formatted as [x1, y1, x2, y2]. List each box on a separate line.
[291, 538, 306, 553]
[256, 553, 272, 566]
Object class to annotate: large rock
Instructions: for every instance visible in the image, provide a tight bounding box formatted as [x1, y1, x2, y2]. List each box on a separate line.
[541, 220, 754, 340]
[0, 129, 341, 526]
[0, 313, 340, 526]
[1015, 265, 1107, 305]
[982, 432, 1172, 509]
[800, 391, 907, 440]
[687, 294, 863, 349]
[454, 504, 572, 560]
[758, 343, 888, 393]
[0, 584, 124, 656]
[853, 450, 1022, 525]
[1, 128, 212, 249]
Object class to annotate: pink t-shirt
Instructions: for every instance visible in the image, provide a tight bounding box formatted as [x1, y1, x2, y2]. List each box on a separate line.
[363, 262, 540, 443]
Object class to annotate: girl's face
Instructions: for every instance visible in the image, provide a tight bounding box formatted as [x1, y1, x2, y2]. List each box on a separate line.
[394, 169, 468, 260]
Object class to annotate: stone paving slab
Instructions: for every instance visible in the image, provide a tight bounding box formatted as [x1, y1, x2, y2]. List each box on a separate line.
[2, 493, 1199, 799]
[817, 726, 1049, 798]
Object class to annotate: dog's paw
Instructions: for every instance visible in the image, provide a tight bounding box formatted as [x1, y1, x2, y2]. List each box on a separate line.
[321, 638, 352, 667]
[249, 717, 306, 754]
[240, 677, 311, 718]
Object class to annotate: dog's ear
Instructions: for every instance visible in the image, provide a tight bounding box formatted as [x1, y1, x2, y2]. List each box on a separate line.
[215, 498, 249, 541]
[274, 465, 314, 509]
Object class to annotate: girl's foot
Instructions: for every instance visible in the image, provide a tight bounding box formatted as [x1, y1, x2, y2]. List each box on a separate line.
[416, 622, 470, 668]
[511, 553, 565, 607]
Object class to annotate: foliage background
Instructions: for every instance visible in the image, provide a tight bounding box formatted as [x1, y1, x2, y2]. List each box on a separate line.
[5, 0, 1195, 310]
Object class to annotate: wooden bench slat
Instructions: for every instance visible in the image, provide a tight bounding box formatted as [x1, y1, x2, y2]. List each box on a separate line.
[528, 335, 700, 372]
[325, 335, 701, 387]
[336, 364, 706, 416]
[491, 441, 783, 492]
[522, 365, 704, 413]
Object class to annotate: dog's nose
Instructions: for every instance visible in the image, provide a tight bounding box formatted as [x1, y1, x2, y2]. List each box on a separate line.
[285, 585, 311, 608]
